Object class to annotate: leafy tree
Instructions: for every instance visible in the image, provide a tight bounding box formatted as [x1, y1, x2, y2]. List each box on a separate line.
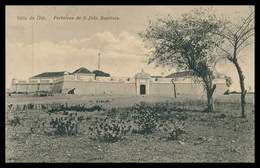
[139, 8, 224, 111]
[92, 70, 110, 80]
[213, 7, 254, 118]
[92, 70, 110, 77]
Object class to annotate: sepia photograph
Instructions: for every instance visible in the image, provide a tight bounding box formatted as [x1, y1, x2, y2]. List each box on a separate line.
[6, 5, 254, 162]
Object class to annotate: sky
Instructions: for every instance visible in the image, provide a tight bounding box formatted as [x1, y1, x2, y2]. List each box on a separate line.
[6, 6, 254, 91]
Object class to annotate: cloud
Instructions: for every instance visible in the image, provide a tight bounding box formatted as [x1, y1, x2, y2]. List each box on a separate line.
[93, 31, 116, 43]
[6, 31, 152, 88]
[57, 31, 149, 56]
[6, 30, 254, 92]
[105, 31, 148, 55]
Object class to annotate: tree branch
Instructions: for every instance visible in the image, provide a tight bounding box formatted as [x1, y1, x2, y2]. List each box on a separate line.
[235, 11, 254, 36]
[237, 30, 254, 49]
[217, 46, 233, 61]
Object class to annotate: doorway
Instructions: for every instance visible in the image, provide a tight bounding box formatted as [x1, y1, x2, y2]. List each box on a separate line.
[140, 85, 146, 94]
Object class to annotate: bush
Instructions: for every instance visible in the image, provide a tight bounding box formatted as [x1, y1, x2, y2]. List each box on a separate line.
[85, 116, 92, 121]
[107, 108, 118, 119]
[168, 122, 186, 140]
[88, 117, 132, 143]
[175, 113, 189, 121]
[7, 116, 21, 127]
[47, 104, 104, 113]
[86, 105, 103, 112]
[132, 102, 161, 134]
[119, 111, 130, 121]
[46, 112, 84, 136]
[160, 120, 186, 141]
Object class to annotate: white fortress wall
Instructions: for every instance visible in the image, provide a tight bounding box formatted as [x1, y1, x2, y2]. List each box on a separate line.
[10, 76, 64, 93]
[10, 71, 228, 95]
[62, 80, 136, 94]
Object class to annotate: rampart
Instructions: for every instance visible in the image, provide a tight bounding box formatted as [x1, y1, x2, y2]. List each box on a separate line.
[10, 77, 63, 94]
[10, 75, 228, 96]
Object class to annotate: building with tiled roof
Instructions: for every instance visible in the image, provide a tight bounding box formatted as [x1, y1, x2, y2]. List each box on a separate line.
[29, 71, 66, 79]
[11, 67, 228, 96]
[164, 71, 194, 78]
[71, 67, 93, 74]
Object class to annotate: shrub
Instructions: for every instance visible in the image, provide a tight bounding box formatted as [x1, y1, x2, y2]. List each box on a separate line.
[174, 107, 190, 112]
[160, 120, 186, 141]
[132, 102, 161, 134]
[106, 108, 129, 119]
[85, 116, 92, 121]
[7, 116, 21, 127]
[168, 122, 186, 140]
[175, 113, 189, 121]
[28, 110, 46, 134]
[47, 104, 104, 113]
[86, 105, 103, 112]
[46, 112, 84, 136]
[119, 111, 130, 121]
[107, 107, 118, 118]
[153, 101, 176, 113]
[88, 117, 132, 143]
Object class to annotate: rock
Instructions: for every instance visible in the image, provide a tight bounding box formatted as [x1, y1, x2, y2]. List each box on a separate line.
[197, 136, 203, 140]
[219, 113, 226, 118]
[230, 148, 237, 152]
[194, 140, 203, 146]
[231, 140, 236, 143]
[197, 136, 207, 141]
[159, 136, 168, 142]
[179, 141, 185, 146]
[207, 137, 214, 142]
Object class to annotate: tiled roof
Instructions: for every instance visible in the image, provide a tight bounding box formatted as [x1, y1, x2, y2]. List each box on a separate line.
[30, 71, 65, 78]
[151, 76, 163, 78]
[72, 67, 93, 74]
[164, 71, 193, 78]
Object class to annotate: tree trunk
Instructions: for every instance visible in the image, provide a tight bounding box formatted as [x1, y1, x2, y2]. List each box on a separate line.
[206, 84, 216, 112]
[171, 79, 177, 97]
[233, 60, 247, 118]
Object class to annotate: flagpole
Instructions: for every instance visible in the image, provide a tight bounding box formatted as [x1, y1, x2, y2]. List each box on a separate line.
[98, 53, 101, 71]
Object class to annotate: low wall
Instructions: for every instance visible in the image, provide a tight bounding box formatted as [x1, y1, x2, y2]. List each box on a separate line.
[10, 81, 64, 94]
[52, 82, 63, 93]
[149, 82, 227, 96]
[149, 83, 205, 95]
[11, 79, 228, 96]
[62, 81, 136, 94]
[149, 83, 175, 95]
[16, 84, 27, 92]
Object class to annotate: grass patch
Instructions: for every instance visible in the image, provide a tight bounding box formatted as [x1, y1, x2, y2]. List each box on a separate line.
[5, 95, 255, 162]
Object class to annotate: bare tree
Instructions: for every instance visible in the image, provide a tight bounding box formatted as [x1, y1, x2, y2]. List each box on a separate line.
[139, 8, 224, 111]
[214, 7, 254, 118]
[171, 79, 177, 98]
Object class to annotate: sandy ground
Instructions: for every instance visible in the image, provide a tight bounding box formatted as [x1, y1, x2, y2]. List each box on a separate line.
[6, 93, 254, 107]
[5, 94, 255, 162]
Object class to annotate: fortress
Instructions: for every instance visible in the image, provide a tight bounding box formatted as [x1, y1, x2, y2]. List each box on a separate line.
[10, 67, 228, 96]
